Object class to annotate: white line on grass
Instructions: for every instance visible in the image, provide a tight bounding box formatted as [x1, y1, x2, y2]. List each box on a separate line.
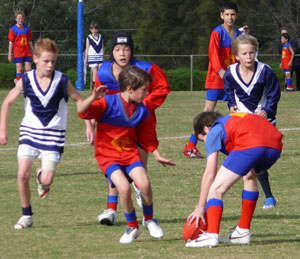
[0, 127, 299, 152]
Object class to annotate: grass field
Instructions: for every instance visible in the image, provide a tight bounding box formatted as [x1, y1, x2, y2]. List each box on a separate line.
[0, 90, 300, 258]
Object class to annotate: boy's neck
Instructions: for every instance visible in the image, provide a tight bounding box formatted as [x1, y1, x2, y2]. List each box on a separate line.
[223, 23, 234, 33]
[120, 92, 130, 102]
[112, 62, 125, 81]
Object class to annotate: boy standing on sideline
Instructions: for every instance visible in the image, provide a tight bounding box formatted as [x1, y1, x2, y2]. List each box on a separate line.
[183, 2, 241, 159]
[8, 10, 34, 83]
[84, 22, 105, 86]
[78, 66, 175, 243]
[223, 34, 281, 209]
[280, 33, 295, 91]
[85, 32, 171, 225]
[0, 39, 85, 229]
[185, 112, 283, 248]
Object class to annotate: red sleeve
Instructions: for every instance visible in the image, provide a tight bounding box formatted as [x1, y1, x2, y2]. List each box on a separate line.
[78, 97, 106, 120]
[208, 31, 223, 74]
[94, 74, 102, 89]
[28, 28, 33, 41]
[137, 115, 159, 153]
[142, 64, 171, 112]
[8, 29, 15, 42]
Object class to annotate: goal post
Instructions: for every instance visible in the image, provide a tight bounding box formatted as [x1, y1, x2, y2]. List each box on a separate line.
[76, 0, 84, 91]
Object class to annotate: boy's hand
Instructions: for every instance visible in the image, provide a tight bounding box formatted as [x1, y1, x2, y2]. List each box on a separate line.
[92, 85, 108, 100]
[153, 149, 176, 167]
[187, 204, 206, 227]
[8, 55, 12, 63]
[256, 110, 267, 119]
[0, 128, 8, 145]
[229, 106, 238, 113]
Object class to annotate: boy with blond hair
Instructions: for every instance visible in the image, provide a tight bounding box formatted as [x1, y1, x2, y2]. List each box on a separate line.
[0, 38, 85, 229]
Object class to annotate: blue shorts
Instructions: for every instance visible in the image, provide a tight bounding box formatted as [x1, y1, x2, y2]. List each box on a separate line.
[14, 56, 31, 64]
[223, 147, 281, 176]
[105, 161, 144, 188]
[206, 89, 227, 101]
[283, 69, 292, 73]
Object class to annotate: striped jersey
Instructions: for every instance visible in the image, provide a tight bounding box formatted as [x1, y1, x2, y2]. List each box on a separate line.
[8, 24, 32, 58]
[19, 70, 69, 153]
[223, 61, 280, 123]
[87, 34, 104, 64]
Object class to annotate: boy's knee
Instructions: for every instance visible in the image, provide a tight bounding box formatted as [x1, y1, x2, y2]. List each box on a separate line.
[118, 184, 131, 197]
[18, 170, 30, 182]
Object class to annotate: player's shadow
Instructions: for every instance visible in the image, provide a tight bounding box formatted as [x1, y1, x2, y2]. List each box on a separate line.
[56, 171, 99, 177]
[222, 214, 300, 221]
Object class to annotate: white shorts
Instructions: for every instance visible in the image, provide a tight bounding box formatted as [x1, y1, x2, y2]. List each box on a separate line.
[17, 144, 61, 163]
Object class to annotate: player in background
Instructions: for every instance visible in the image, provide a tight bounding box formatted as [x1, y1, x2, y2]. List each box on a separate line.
[0, 38, 85, 229]
[186, 112, 283, 248]
[8, 10, 34, 83]
[223, 34, 281, 209]
[280, 33, 295, 91]
[183, 2, 241, 159]
[84, 22, 105, 86]
[85, 31, 171, 225]
[78, 66, 175, 243]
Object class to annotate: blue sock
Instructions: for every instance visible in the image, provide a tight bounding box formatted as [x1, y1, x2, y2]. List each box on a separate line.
[22, 206, 33, 216]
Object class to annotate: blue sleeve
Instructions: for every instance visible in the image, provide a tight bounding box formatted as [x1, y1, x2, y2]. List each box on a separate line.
[223, 68, 236, 108]
[205, 124, 224, 157]
[262, 67, 280, 118]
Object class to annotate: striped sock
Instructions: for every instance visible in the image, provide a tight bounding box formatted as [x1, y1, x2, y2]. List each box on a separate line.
[142, 203, 153, 221]
[186, 133, 198, 148]
[124, 209, 139, 228]
[206, 198, 223, 234]
[107, 195, 118, 211]
[238, 190, 259, 229]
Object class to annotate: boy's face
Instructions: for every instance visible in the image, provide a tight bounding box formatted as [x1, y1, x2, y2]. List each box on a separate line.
[90, 27, 99, 35]
[33, 51, 58, 77]
[235, 43, 256, 68]
[113, 44, 131, 67]
[15, 14, 24, 26]
[281, 36, 287, 44]
[220, 9, 237, 27]
[128, 82, 149, 103]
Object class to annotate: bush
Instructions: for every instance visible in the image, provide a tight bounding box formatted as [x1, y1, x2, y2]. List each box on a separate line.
[0, 63, 17, 88]
[165, 68, 207, 91]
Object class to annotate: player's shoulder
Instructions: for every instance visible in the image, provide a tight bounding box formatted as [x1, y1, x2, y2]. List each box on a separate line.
[131, 59, 153, 72]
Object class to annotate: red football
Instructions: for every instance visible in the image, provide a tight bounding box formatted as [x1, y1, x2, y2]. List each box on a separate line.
[182, 217, 207, 242]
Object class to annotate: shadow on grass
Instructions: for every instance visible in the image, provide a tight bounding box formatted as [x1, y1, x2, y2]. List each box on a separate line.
[222, 214, 300, 221]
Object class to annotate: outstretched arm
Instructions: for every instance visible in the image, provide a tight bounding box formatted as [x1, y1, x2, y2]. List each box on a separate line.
[152, 149, 176, 166]
[0, 80, 23, 145]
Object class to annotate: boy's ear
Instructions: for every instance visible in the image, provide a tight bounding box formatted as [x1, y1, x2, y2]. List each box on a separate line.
[126, 85, 132, 92]
[235, 55, 240, 61]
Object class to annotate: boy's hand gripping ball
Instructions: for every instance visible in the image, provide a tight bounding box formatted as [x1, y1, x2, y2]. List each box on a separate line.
[182, 217, 207, 242]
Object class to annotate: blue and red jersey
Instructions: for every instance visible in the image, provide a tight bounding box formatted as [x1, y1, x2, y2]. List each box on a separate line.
[205, 25, 241, 90]
[94, 59, 171, 126]
[8, 24, 32, 58]
[206, 113, 283, 156]
[78, 93, 158, 173]
[281, 42, 293, 70]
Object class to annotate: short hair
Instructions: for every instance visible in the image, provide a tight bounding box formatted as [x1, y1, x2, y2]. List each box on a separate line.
[34, 38, 59, 57]
[89, 22, 99, 29]
[231, 34, 259, 56]
[281, 33, 290, 41]
[15, 10, 25, 18]
[118, 66, 152, 92]
[221, 2, 238, 13]
[193, 112, 223, 136]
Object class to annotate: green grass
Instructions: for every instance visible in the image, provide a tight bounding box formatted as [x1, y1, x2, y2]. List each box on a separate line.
[0, 91, 300, 258]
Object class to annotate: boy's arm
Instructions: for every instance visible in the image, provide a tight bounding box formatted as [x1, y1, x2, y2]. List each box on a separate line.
[0, 80, 23, 145]
[28, 41, 34, 55]
[84, 37, 90, 66]
[187, 151, 219, 226]
[142, 64, 171, 112]
[208, 31, 224, 78]
[288, 45, 295, 67]
[8, 42, 13, 62]
[223, 69, 237, 111]
[102, 41, 105, 61]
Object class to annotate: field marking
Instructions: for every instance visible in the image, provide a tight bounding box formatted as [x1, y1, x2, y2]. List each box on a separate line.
[0, 127, 299, 152]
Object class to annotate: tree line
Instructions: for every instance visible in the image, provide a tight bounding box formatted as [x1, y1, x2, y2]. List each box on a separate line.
[0, 0, 300, 69]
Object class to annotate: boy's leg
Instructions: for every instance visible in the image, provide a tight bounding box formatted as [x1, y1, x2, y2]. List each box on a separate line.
[24, 61, 32, 72]
[110, 169, 140, 243]
[129, 166, 163, 239]
[204, 100, 217, 112]
[285, 72, 294, 90]
[186, 165, 241, 247]
[15, 156, 34, 229]
[258, 171, 276, 209]
[91, 67, 97, 83]
[15, 62, 23, 82]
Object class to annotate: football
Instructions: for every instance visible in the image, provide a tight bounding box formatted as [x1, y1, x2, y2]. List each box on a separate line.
[182, 217, 207, 242]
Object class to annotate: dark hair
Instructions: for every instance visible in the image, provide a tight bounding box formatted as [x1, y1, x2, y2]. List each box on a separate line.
[281, 33, 290, 41]
[109, 31, 134, 60]
[119, 66, 152, 92]
[89, 22, 99, 29]
[193, 112, 223, 137]
[221, 2, 238, 13]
